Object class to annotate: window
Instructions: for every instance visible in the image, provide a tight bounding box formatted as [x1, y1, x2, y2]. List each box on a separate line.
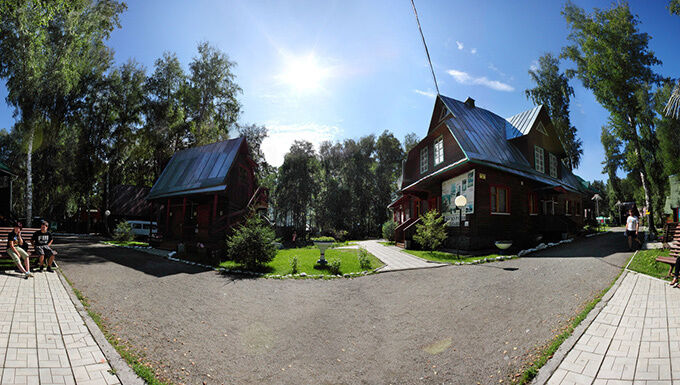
[420, 147, 428, 174]
[528, 193, 539, 215]
[576, 201, 581, 216]
[542, 199, 555, 215]
[565, 200, 572, 216]
[490, 186, 510, 214]
[549, 153, 558, 178]
[534, 146, 545, 173]
[536, 122, 548, 135]
[434, 137, 444, 165]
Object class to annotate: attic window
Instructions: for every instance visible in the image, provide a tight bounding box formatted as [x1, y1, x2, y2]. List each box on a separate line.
[536, 122, 548, 136]
[439, 107, 448, 121]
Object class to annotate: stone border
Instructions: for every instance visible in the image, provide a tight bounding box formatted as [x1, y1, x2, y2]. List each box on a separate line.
[55, 266, 145, 385]
[585, 230, 611, 238]
[529, 264, 632, 384]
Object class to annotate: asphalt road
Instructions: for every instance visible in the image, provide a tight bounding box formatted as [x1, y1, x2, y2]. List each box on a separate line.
[54, 232, 632, 385]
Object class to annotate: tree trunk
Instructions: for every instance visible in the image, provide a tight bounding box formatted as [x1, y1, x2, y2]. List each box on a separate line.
[25, 124, 34, 227]
[628, 116, 656, 237]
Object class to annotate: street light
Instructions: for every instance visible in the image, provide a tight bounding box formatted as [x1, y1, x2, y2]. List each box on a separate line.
[455, 195, 467, 258]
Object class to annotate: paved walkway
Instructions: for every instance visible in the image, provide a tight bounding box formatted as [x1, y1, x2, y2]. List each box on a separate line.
[357, 240, 446, 272]
[547, 272, 680, 385]
[0, 270, 121, 385]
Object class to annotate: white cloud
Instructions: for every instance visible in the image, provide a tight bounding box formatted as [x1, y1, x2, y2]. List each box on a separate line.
[414, 89, 436, 98]
[488, 63, 506, 77]
[470, 48, 477, 54]
[529, 60, 539, 72]
[261, 122, 342, 167]
[456, 41, 464, 50]
[446, 69, 515, 92]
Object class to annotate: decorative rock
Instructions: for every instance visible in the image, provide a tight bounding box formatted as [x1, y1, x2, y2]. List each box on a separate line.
[343, 274, 350, 278]
[300, 272, 307, 277]
[168, 251, 176, 257]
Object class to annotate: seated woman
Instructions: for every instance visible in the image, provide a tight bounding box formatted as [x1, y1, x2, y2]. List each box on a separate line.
[7, 222, 33, 279]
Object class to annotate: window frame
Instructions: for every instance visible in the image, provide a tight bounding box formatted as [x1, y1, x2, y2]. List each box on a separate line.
[420, 147, 429, 174]
[433, 136, 444, 166]
[534, 145, 545, 173]
[549, 153, 558, 178]
[528, 193, 539, 215]
[490, 185, 511, 215]
[535, 121, 548, 135]
[565, 200, 572, 216]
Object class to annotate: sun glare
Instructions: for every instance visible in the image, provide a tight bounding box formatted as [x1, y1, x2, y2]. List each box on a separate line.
[277, 53, 329, 93]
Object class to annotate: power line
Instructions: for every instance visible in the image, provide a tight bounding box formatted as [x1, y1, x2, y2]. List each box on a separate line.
[410, 0, 440, 96]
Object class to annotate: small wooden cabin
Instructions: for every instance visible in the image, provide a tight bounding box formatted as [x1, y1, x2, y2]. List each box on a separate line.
[146, 137, 267, 249]
[390, 95, 594, 250]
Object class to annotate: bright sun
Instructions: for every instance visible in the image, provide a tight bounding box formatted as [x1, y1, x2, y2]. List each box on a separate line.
[277, 53, 329, 93]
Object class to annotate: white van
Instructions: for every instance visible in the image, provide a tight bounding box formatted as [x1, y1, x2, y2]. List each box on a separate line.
[127, 220, 158, 238]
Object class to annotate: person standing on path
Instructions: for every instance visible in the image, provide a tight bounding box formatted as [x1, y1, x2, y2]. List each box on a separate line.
[7, 222, 33, 279]
[32, 220, 57, 272]
[625, 209, 639, 251]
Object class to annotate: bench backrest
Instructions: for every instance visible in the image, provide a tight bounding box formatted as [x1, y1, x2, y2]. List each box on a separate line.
[0, 227, 41, 254]
[666, 222, 680, 258]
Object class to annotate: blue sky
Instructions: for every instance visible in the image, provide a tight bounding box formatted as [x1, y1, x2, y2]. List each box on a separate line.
[1, 0, 679, 183]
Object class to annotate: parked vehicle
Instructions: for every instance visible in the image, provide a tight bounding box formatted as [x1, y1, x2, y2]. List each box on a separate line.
[127, 220, 158, 238]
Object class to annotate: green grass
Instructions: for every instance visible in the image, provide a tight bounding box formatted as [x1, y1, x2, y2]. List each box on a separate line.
[61, 275, 173, 385]
[403, 249, 504, 264]
[627, 249, 672, 280]
[330, 240, 360, 247]
[219, 246, 384, 276]
[515, 256, 629, 384]
[103, 240, 149, 247]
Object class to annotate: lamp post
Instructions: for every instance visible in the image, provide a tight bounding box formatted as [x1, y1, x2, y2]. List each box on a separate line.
[454, 195, 467, 259]
[592, 194, 602, 229]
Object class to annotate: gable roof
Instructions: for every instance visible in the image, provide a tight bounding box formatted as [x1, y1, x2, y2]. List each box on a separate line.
[110, 185, 153, 217]
[0, 161, 14, 176]
[147, 137, 245, 200]
[505, 105, 542, 140]
[437, 95, 589, 194]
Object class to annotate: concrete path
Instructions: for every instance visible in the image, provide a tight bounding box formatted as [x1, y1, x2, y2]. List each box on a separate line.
[547, 272, 680, 385]
[0, 270, 121, 385]
[356, 240, 446, 272]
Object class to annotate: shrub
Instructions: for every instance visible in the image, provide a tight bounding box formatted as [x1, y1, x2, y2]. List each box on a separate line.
[413, 210, 448, 251]
[226, 215, 277, 270]
[290, 256, 298, 274]
[330, 229, 349, 242]
[113, 221, 134, 242]
[328, 259, 341, 275]
[358, 247, 372, 270]
[312, 236, 335, 242]
[382, 219, 397, 241]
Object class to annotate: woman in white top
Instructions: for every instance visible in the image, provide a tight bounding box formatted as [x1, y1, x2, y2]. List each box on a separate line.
[625, 209, 639, 251]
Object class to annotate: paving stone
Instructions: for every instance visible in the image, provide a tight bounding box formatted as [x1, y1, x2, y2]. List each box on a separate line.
[39, 368, 76, 385]
[8, 333, 37, 348]
[638, 341, 670, 358]
[598, 356, 636, 380]
[4, 347, 39, 368]
[0, 367, 40, 385]
[635, 358, 671, 380]
[607, 339, 640, 358]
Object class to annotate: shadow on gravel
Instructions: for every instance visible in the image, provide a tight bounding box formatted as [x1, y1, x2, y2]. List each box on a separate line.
[55, 236, 209, 278]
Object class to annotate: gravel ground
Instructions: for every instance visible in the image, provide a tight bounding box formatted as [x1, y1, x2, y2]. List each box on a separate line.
[54, 232, 631, 385]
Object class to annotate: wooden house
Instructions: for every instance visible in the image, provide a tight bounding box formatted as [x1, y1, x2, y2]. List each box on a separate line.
[389, 95, 594, 250]
[0, 161, 14, 224]
[146, 137, 267, 250]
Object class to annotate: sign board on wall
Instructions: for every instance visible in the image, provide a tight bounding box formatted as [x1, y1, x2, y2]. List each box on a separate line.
[441, 169, 475, 226]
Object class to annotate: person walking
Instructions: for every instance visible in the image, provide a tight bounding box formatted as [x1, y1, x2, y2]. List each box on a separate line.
[7, 222, 33, 279]
[625, 209, 639, 251]
[32, 220, 57, 272]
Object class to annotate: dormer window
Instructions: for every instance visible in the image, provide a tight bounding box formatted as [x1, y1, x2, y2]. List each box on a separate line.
[534, 146, 545, 173]
[420, 147, 428, 174]
[434, 136, 444, 165]
[536, 122, 548, 135]
[549, 153, 558, 178]
[439, 107, 448, 121]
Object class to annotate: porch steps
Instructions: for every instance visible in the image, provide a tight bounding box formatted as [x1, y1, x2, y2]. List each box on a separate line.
[395, 242, 405, 248]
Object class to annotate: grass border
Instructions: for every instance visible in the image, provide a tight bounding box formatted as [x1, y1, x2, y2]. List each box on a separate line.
[61, 273, 174, 385]
[515, 258, 629, 384]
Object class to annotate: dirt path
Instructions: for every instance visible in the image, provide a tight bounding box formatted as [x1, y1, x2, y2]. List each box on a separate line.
[55, 232, 631, 385]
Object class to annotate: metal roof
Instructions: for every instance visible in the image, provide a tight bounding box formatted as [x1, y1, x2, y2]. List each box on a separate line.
[147, 137, 244, 200]
[505, 105, 542, 139]
[438, 95, 588, 194]
[0, 161, 14, 176]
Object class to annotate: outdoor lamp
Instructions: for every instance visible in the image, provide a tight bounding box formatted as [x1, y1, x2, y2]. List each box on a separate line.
[454, 195, 466, 258]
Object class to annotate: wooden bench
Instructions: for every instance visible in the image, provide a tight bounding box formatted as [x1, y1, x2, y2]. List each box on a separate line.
[657, 222, 680, 278]
[0, 226, 41, 262]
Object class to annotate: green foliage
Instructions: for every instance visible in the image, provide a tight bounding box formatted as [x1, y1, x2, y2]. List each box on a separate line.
[290, 256, 298, 274]
[312, 236, 335, 242]
[403, 132, 419, 153]
[670, 0, 680, 15]
[358, 248, 372, 270]
[412, 210, 448, 251]
[113, 221, 134, 242]
[327, 259, 341, 275]
[226, 215, 276, 270]
[382, 219, 397, 241]
[525, 53, 582, 169]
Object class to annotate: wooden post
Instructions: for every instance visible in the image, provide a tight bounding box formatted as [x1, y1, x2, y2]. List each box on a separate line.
[181, 197, 187, 237]
[212, 194, 218, 224]
[165, 199, 170, 233]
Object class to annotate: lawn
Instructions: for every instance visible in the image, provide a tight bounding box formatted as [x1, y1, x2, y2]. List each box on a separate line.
[404, 249, 505, 264]
[103, 240, 149, 247]
[627, 248, 673, 280]
[219, 246, 384, 277]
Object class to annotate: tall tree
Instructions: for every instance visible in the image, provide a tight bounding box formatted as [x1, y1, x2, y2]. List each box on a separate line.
[562, 1, 662, 234]
[655, 83, 680, 176]
[374, 130, 405, 228]
[403, 132, 419, 153]
[0, 0, 125, 225]
[274, 141, 318, 235]
[525, 53, 582, 169]
[665, 0, 680, 118]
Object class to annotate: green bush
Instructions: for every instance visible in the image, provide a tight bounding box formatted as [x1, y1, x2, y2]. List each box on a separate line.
[358, 247, 372, 270]
[328, 259, 341, 275]
[413, 210, 448, 251]
[290, 256, 298, 274]
[226, 215, 277, 270]
[113, 221, 134, 242]
[382, 219, 397, 241]
[312, 236, 335, 242]
[330, 229, 349, 242]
